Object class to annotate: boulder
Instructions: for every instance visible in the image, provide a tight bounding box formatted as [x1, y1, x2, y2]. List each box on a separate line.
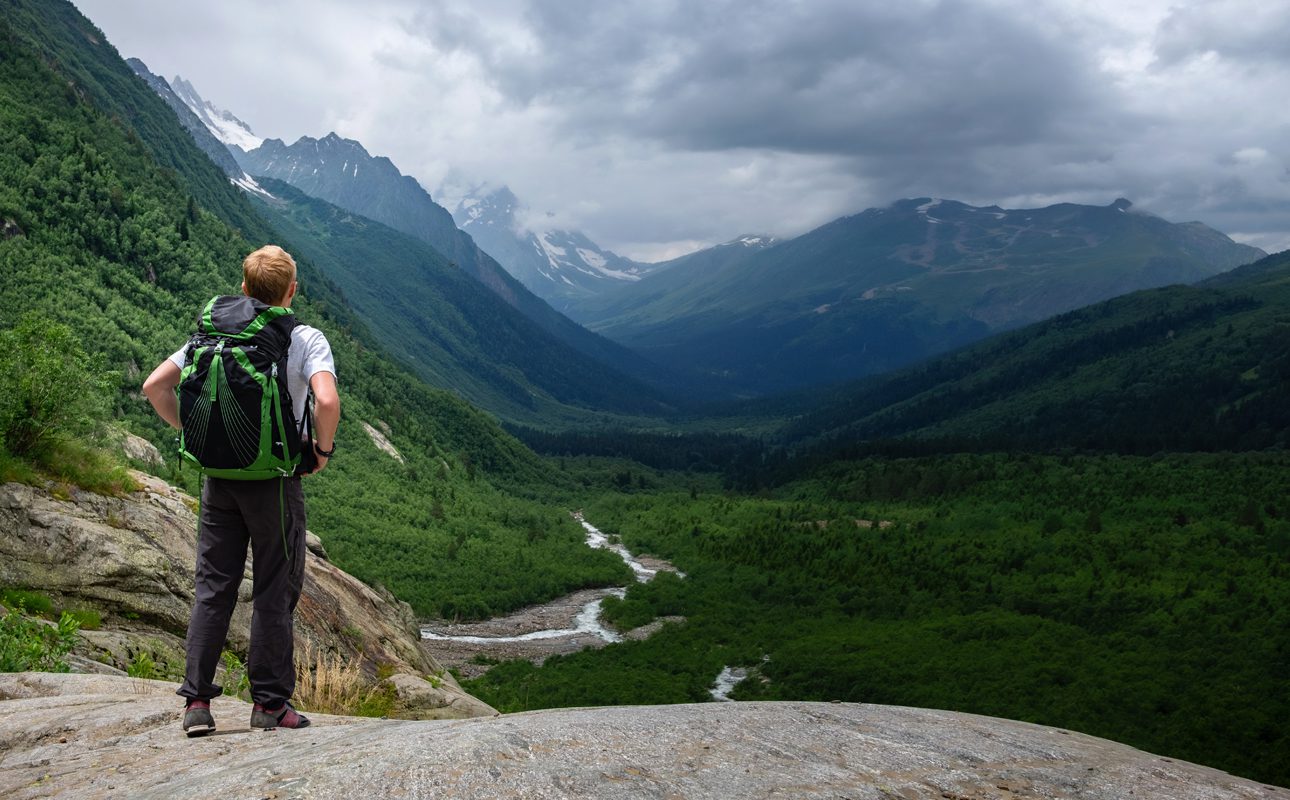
[0, 473, 492, 717]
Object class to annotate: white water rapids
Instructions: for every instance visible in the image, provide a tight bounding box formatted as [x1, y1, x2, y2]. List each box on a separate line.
[420, 512, 674, 646]
[421, 588, 628, 644]
[709, 666, 749, 702]
[422, 514, 751, 702]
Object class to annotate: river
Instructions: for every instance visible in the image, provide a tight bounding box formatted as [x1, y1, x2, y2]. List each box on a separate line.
[420, 512, 683, 678]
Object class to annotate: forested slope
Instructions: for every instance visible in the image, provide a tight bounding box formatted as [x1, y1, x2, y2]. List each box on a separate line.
[0, 3, 630, 619]
[769, 249, 1290, 460]
[253, 179, 675, 427]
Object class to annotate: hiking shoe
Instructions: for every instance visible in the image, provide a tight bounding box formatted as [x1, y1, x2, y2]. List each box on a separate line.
[250, 702, 311, 730]
[182, 700, 215, 737]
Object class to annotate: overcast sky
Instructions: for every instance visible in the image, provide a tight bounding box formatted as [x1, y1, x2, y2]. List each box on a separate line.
[73, 0, 1290, 261]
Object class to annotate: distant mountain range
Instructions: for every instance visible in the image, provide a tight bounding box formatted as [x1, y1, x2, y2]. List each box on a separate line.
[451, 186, 668, 313]
[146, 69, 1266, 407]
[233, 134, 676, 388]
[568, 197, 1265, 396]
[252, 177, 676, 423]
[766, 247, 1290, 457]
[124, 61, 272, 198]
[126, 69, 681, 421]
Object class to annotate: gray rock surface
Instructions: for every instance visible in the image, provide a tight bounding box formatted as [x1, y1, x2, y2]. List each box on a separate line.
[0, 673, 1283, 800]
[0, 474, 492, 718]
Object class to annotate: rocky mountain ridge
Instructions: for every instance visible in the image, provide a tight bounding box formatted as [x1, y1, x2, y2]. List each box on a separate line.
[570, 196, 1266, 395]
[232, 132, 677, 397]
[452, 185, 663, 312]
[168, 73, 263, 152]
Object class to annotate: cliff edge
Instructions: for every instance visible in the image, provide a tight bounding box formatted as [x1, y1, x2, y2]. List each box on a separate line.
[0, 472, 493, 719]
[0, 672, 1283, 799]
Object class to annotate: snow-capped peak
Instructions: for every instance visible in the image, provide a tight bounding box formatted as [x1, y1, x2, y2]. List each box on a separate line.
[453, 186, 521, 231]
[170, 75, 263, 152]
[721, 234, 777, 249]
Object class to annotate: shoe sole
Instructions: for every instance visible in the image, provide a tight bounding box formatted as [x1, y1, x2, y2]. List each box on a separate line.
[184, 723, 215, 738]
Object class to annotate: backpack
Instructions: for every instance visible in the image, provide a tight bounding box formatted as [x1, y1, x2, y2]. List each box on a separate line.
[177, 295, 303, 479]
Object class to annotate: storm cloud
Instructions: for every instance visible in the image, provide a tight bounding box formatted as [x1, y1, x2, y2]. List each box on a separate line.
[73, 0, 1290, 258]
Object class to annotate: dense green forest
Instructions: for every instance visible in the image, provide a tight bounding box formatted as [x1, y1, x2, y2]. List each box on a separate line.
[467, 452, 1290, 786]
[0, 4, 628, 619]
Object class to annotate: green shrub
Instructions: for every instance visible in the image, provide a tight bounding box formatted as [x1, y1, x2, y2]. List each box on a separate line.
[220, 650, 250, 699]
[0, 314, 113, 458]
[0, 608, 79, 672]
[126, 650, 156, 679]
[355, 681, 398, 718]
[63, 608, 101, 631]
[0, 315, 135, 494]
[1, 588, 54, 617]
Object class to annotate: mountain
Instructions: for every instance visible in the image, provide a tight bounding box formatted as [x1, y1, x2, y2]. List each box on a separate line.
[572, 197, 1265, 396]
[124, 59, 272, 197]
[125, 59, 241, 177]
[235, 134, 672, 390]
[252, 177, 676, 425]
[767, 248, 1290, 458]
[0, 0, 641, 622]
[564, 233, 778, 325]
[451, 186, 663, 312]
[167, 73, 263, 153]
[1, 1, 271, 239]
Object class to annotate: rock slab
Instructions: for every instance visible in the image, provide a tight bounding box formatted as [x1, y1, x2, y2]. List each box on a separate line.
[0, 474, 493, 718]
[0, 673, 1284, 800]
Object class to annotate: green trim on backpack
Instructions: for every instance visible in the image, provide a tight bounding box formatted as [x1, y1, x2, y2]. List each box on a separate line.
[198, 296, 294, 341]
[177, 296, 302, 480]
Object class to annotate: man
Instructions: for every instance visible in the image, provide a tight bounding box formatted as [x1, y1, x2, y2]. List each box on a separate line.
[142, 244, 339, 734]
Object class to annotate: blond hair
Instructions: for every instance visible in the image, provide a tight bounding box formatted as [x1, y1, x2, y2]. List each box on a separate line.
[242, 245, 297, 305]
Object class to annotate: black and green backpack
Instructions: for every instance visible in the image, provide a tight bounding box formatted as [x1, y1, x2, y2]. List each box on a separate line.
[177, 295, 303, 479]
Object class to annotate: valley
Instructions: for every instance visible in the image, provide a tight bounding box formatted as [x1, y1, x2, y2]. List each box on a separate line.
[1, 0, 1287, 792]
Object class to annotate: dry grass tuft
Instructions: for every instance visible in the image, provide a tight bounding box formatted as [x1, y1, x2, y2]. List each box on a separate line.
[294, 642, 396, 717]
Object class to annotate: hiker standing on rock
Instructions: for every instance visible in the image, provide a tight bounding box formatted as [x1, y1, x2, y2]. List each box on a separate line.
[142, 245, 340, 735]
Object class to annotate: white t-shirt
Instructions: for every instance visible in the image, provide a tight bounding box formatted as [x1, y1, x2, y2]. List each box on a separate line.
[169, 324, 335, 423]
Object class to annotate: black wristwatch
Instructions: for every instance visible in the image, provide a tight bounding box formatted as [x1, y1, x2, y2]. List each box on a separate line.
[314, 441, 336, 458]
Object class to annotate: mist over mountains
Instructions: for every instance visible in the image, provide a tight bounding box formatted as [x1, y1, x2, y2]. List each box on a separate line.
[451, 185, 667, 313]
[151, 65, 1265, 405]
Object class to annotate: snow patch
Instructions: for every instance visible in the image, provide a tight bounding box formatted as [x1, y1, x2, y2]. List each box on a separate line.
[230, 173, 274, 199]
[537, 233, 569, 265]
[575, 247, 607, 269]
[916, 199, 942, 215]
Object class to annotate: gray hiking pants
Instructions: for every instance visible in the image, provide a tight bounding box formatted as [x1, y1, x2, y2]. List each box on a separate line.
[177, 476, 306, 709]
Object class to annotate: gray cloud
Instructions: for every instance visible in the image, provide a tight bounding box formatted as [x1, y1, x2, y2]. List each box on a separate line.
[417, 1, 1103, 157]
[72, 0, 1290, 257]
[1155, 2, 1290, 65]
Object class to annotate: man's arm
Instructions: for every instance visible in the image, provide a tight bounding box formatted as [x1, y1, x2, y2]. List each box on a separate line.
[142, 360, 182, 429]
[308, 371, 339, 474]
